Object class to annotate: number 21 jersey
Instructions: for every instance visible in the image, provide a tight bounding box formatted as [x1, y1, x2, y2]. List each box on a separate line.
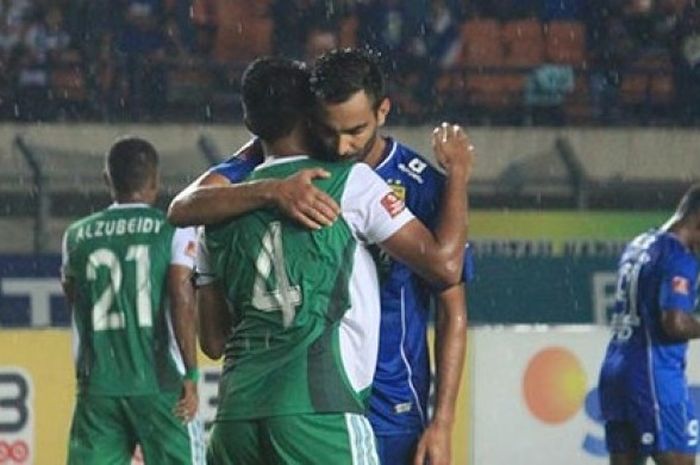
[62, 204, 195, 396]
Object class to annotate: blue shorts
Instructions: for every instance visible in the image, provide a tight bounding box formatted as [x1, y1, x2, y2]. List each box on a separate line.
[605, 400, 698, 455]
[376, 432, 420, 465]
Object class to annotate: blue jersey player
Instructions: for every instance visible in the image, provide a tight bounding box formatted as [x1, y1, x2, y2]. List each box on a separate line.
[310, 49, 471, 465]
[599, 184, 700, 465]
[169, 49, 472, 465]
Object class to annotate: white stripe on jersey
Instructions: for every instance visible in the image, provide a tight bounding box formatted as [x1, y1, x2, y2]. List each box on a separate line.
[187, 417, 206, 465]
[400, 286, 426, 425]
[346, 413, 379, 465]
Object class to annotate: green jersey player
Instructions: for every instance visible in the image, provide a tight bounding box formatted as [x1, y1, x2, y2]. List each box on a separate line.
[61, 137, 204, 465]
[196, 58, 473, 465]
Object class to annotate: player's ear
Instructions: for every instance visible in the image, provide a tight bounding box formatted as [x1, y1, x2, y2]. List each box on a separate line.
[376, 97, 391, 127]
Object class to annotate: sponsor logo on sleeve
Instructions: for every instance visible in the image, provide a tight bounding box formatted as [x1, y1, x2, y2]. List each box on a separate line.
[380, 192, 406, 218]
[387, 179, 406, 202]
[672, 276, 690, 295]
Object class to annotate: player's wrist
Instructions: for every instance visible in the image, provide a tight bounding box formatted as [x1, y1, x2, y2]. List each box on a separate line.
[430, 411, 455, 428]
[184, 367, 200, 383]
[261, 180, 282, 206]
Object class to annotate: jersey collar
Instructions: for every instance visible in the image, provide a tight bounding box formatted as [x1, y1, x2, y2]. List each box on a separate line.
[374, 137, 397, 171]
[108, 202, 150, 209]
[254, 155, 310, 171]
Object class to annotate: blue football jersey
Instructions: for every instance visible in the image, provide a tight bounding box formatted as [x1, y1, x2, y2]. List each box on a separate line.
[368, 138, 473, 436]
[599, 230, 699, 421]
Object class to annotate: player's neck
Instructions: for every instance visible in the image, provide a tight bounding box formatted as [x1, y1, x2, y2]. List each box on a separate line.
[669, 223, 693, 250]
[363, 136, 387, 169]
[113, 191, 155, 205]
[262, 133, 308, 159]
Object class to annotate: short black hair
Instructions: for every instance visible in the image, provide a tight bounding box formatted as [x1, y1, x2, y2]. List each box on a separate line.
[676, 183, 700, 221]
[310, 48, 386, 109]
[106, 136, 158, 195]
[241, 57, 312, 142]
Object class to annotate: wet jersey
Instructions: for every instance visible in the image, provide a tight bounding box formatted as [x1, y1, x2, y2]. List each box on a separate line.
[367, 139, 473, 435]
[199, 156, 414, 420]
[599, 230, 700, 420]
[61, 204, 196, 396]
[209, 138, 474, 434]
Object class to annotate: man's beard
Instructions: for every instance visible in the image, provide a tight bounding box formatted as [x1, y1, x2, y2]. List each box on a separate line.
[342, 127, 377, 163]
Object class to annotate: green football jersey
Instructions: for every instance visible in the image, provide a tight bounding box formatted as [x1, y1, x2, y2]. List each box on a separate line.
[62, 204, 184, 396]
[204, 156, 415, 420]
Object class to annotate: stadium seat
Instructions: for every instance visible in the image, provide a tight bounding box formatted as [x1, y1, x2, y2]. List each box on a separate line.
[545, 21, 586, 67]
[620, 73, 649, 105]
[465, 73, 525, 109]
[51, 66, 87, 102]
[459, 20, 503, 67]
[214, 18, 273, 63]
[620, 53, 674, 106]
[502, 19, 545, 67]
[650, 75, 674, 105]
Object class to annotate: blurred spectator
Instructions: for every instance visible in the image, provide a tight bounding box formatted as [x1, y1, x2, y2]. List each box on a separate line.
[585, 0, 629, 121]
[304, 26, 338, 64]
[272, 0, 339, 60]
[388, 0, 461, 121]
[542, 0, 584, 20]
[190, 0, 217, 59]
[357, 0, 407, 55]
[116, 0, 167, 120]
[473, 0, 538, 20]
[673, 2, 700, 123]
[163, 15, 190, 59]
[14, 5, 55, 120]
[164, 0, 195, 52]
[524, 64, 575, 125]
[63, 0, 113, 116]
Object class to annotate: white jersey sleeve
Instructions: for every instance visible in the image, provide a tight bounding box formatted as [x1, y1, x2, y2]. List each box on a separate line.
[170, 227, 197, 269]
[341, 163, 415, 245]
[194, 229, 217, 286]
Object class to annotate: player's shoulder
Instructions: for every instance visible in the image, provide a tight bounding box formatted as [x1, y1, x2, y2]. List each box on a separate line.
[388, 138, 444, 186]
[64, 210, 102, 236]
[645, 231, 699, 276]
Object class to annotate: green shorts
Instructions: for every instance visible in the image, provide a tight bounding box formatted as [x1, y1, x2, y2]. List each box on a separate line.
[207, 413, 379, 465]
[67, 392, 205, 465]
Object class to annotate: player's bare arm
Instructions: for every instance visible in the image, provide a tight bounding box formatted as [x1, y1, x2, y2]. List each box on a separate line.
[168, 264, 199, 422]
[414, 284, 468, 465]
[197, 282, 232, 360]
[380, 123, 474, 287]
[61, 277, 75, 310]
[661, 310, 700, 340]
[167, 163, 340, 229]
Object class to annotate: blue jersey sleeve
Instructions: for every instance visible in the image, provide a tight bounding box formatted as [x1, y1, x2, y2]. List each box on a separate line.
[209, 138, 263, 183]
[659, 252, 698, 313]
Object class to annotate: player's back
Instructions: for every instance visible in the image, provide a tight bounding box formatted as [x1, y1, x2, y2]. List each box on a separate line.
[206, 156, 382, 420]
[600, 229, 698, 416]
[63, 205, 181, 396]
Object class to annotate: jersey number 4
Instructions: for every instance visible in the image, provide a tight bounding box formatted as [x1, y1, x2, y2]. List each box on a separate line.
[251, 221, 302, 327]
[86, 245, 152, 331]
